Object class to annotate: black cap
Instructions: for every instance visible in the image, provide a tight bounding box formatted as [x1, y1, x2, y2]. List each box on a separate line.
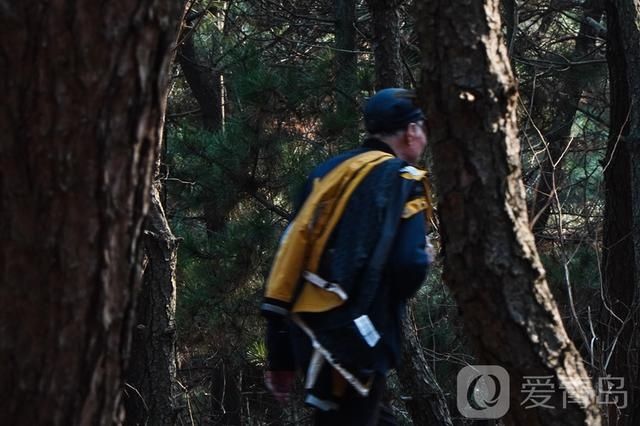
[363, 88, 425, 134]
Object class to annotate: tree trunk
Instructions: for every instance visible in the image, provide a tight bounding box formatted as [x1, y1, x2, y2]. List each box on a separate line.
[417, 1, 601, 425]
[177, 16, 223, 132]
[366, 0, 403, 89]
[124, 183, 179, 426]
[398, 310, 453, 426]
[124, 12, 184, 423]
[0, 1, 183, 425]
[600, 1, 640, 424]
[177, 13, 242, 239]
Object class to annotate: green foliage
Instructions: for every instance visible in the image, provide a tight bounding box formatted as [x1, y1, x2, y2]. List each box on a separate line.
[542, 245, 601, 293]
[246, 340, 267, 368]
[167, 21, 367, 354]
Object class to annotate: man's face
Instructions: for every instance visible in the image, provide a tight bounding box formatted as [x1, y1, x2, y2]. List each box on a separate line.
[404, 120, 428, 164]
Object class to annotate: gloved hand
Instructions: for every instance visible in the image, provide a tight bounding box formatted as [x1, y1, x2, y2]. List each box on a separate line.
[264, 370, 295, 404]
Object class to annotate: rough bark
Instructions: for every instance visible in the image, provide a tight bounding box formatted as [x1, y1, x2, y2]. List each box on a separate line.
[529, 0, 605, 239]
[0, 1, 183, 425]
[123, 12, 184, 423]
[366, 0, 403, 89]
[398, 311, 453, 426]
[417, 1, 601, 424]
[124, 183, 179, 426]
[600, 1, 640, 424]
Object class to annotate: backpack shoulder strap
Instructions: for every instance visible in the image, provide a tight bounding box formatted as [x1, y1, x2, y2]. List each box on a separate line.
[261, 150, 393, 316]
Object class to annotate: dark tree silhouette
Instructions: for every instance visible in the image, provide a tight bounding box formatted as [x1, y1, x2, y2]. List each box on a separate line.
[0, 2, 183, 424]
[417, 0, 601, 424]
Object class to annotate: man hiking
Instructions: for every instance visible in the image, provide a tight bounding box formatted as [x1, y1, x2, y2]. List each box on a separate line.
[261, 88, 434, 425]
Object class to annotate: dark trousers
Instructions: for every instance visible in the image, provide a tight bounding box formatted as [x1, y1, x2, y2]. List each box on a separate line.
[313, 376, 397, 426]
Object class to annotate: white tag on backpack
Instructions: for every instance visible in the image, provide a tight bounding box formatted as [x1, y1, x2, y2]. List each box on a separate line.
[354, 315, 381, 347]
